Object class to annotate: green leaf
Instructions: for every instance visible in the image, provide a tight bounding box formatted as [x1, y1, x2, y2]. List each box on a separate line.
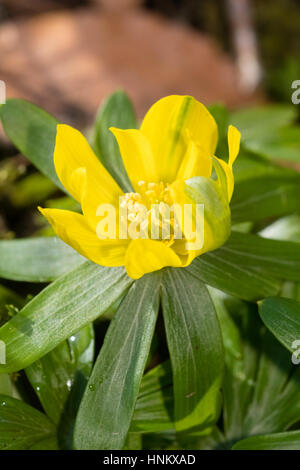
[74, 273, 161, 450]
[242, 330, 299, 435]
[161, 268, 224, 432]
[208, 103, 229, 157]
[0, 375, 12, 396]
[231, 176, 300, 223]
[223, 300, 300, 440]
[0, 263, 132, 373]
[186, 248, 280, 301]
[233, 152, 295, 184]
[130, 361, 174, 433]
[25, 324, 94, 425]
[218, 231, 300, 283]
[29, 436, 59, 450]
[230, 105, 297, 143]
[0, 99, 63, 190]
[208, 288, 242, 361]
[259, 297, 300, 353]
[92, 91, 137, 192]
[8, 173, 57, 208]
[222, 302, 262, 442]
[259, 214, 300, 242]
[0, 237, 84, 282]
[247, 127, 300, 163]
[0, 395, 56, 450]
[233, 431, 300, 450]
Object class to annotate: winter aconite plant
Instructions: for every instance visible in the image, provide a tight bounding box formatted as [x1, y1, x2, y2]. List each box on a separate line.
[1, 91, 300, 450]
[39, 96, 240, 279]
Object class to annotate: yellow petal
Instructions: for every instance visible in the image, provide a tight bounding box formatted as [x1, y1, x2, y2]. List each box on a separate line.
[214, 157, 234, 201]
[213, 126, 240, 202]
[140, 95, 218, 182]
[125, 239, 182, 279]
[228, 125, 241, 166]
[110, 128, 157, 191]
[54, 124, 122, 204]
[176, 140, 212, 180]
[38, 207, 128, 266]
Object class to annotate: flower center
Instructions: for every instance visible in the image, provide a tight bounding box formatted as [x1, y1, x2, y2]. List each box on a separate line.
[120, 181, 177, 243]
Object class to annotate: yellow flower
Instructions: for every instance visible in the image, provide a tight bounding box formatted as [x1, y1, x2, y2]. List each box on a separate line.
[39, 95, 240, 279]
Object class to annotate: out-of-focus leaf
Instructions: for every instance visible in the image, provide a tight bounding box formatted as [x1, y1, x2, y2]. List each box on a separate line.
[130, 361, 174, 433]
[74, 273, 160, 450]
[0, 395, 56, 450]
[208, 103, 229, 157]
[8, 173, 57, 207]
[259, 297, 300, 353]
[92, 91, 137, 192]
[0, 285, 24, 322]
[0, 263, 132, 373]
[260, 214, 300, 242]
[230, 105, 297, 142]
[0, 237, 84, 282]
[161, 269, 223, 432]
[0, 99, 63, 190]
[25, 324, 94, 425]
[233, 152, 295, 183]
[242, 126, 300, 163]
[232, 431, 300, 450]
[231, 176, 300, 223]
[0, 375, 12, 396]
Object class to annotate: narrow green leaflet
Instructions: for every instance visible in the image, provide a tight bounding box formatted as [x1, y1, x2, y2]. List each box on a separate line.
[161, 268, 224, 432]
[0, 98, 63, 190]
[233, 431, 300, 450]
[231, 176, 300, 223]
[74, 273, 161, 450]
[130, 361, 174, 433]
[92, 90, 137, 192]
[186, 250, 280, 301]
[0, 237, 84, 282]
[0, 395, 56, 450]
[25, 324, 94, 425]
[0, 263, 133, 373]
[259, 297, 300, 353]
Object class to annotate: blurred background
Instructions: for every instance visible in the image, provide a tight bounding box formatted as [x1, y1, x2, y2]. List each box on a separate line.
[0, 0, 299, 242]
[0, 0, 299, 127]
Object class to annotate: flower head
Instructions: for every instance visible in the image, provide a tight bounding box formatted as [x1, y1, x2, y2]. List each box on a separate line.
[39, 95, 240, 279]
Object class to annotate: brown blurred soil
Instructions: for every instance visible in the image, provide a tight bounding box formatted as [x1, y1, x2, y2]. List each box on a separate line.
[0, 3, 261, 127]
